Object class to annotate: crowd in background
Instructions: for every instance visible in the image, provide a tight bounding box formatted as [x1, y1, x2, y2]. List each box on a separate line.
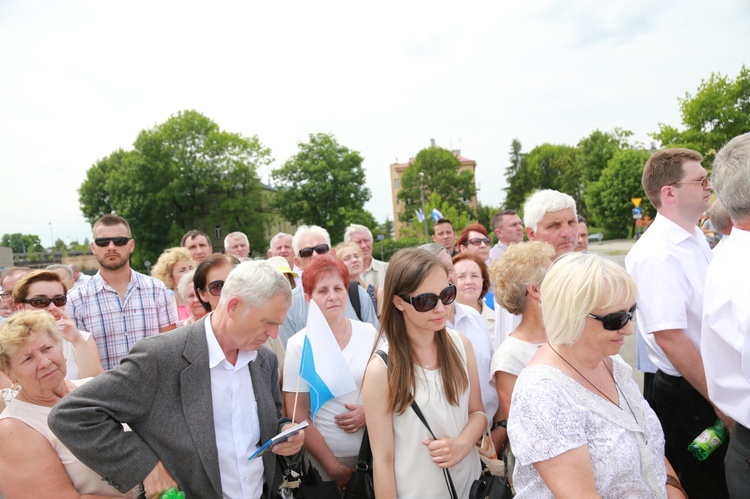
[1, 132, 750, 498]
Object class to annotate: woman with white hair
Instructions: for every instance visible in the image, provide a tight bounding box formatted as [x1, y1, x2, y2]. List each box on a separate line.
[507, 252, 684, 498]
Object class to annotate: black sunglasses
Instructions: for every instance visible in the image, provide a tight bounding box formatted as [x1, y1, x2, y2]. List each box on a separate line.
[298, 244, 330, 258]
[22, 295, 67, 308]
[467, 237, 491, 246]
[588, 304, 637, 331]
[400, 285, 457, 312]
[205, 280, 225, 297]
[93, 237, 131, 247]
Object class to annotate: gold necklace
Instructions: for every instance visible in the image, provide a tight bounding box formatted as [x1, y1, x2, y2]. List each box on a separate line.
[336, 320, 350, 347]
[20, 389, 56, 407]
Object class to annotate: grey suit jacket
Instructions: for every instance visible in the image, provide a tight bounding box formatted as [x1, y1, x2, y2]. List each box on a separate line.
[49, 318, 285, 498]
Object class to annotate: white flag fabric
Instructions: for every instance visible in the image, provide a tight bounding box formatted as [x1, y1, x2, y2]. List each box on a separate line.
[298, 301, 357, 418]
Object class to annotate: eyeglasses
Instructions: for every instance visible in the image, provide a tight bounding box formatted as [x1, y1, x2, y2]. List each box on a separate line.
[21, 295, 68, 308]
[93, 237, 131, 247]
[205, 280, 225, 297]
[400, 285, 457, 312]
[0, 290, 12, 302]
[298, 244, 330, 258]
[588, 304, 637, 331]
[467, 237, 491, 246]
[670, 177, 710, 188]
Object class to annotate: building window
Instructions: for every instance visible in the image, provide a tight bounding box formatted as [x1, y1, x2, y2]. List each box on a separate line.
[394, 178, 400, 189]
[215, 226, 222, 239]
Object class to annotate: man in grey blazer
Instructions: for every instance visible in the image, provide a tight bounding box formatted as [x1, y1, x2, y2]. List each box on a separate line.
[49, 260, 304, 498]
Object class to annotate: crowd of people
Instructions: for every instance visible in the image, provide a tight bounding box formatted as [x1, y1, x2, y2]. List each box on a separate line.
[1, 132, 749, 498]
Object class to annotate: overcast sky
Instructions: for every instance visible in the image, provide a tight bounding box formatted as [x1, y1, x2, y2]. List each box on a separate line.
[1, 0, 748, 247]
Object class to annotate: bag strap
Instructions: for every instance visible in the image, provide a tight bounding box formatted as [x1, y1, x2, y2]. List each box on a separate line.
[355, 428, 372, 470]
[373, 350, 458, 499]
[348, 280, 363, 321]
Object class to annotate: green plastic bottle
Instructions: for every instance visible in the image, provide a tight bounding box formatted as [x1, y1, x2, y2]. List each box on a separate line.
[159, 488, 185, 499]
[687, 419, 728, 461]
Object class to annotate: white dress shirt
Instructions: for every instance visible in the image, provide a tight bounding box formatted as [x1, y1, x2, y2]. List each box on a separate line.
[625, 213, 713, 376]
[701, 227, 750, 427]
[205, 314, 265, 499]
[450, 303, 499, 419]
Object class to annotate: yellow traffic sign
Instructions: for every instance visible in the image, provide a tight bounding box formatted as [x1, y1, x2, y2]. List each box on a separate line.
[631, 197, 642, 207]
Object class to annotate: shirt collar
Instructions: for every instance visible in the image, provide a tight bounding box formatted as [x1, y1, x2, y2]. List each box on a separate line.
[205, 312, 257, 370]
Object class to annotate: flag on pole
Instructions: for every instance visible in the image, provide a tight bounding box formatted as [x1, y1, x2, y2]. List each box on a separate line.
[430, 208, 444, 223]
[298, 301, 357, 418]
[415, 209, 425, 223]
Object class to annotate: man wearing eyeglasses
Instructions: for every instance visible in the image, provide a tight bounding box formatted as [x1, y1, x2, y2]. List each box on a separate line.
[277, 225, 378, 348]
[67, 214, 178, 370]
[0, 266, 31, 308]
[626, 148, 730, 499]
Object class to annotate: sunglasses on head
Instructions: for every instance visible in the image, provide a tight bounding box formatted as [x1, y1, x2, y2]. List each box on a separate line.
[467, 237, 491, 246]
[22, 295, 67, 308]
[93, 237, 131, 247]
[205, 280, 225, 297]
[298, 244, 330, 258]
[588, 303, 637, 331]
[400, 284, 457, 312]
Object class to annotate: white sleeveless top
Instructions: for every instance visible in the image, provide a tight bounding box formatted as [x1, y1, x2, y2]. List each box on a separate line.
[0, 379, 125, 496]
[379, 328, 481, 498]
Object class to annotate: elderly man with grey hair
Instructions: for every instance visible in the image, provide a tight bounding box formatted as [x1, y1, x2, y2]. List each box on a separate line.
[278, 225, 378, 348]
[46, 263, 76, 290]
[492, 189, 578, 348]
[708, 199, 734, 254]
[49, 260, 304, 498]
[224, 231, 250, 259]
[344, 224, 388, 288]
[701, 132, 750, 497]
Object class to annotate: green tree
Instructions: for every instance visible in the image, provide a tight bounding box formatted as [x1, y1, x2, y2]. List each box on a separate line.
[377, 217, 394, 240]
[524, 144, 582, 213]
[586, 149, 652, 238]
[652, 66, 750, 165]
[78, 110, 271, 267]
[1, 233, 43, 254]
[503, 139, 531, 210]
[271, 133, 372, 241]
[398, 192, 473, 242]
[397, 147, 477, 224]
[577, 129, 633, 184]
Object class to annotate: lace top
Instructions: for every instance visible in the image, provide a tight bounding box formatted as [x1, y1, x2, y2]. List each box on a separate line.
[507, 356, 667, 498]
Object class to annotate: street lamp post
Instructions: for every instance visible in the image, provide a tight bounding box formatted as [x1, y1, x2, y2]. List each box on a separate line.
[419, 172, 428, 243]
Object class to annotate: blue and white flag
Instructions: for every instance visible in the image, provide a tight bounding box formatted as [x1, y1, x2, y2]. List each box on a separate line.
[298, 301, 357, 418]
[430, 208, 444, 223]
[415, 209, 425, 223]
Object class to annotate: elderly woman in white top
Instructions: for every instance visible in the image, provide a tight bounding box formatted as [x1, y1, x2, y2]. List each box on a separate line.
[507, 252, 685, 498]
[0, 311, 125, 497]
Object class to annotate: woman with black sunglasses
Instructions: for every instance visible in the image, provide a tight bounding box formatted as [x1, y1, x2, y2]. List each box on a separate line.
[506, 252, 683, 498]
[12, 270, 103, 380]
[193, 254, 240, 313]
[363, 248, 484, 499]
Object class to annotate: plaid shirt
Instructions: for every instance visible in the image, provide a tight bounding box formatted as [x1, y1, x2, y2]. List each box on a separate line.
[67, 270, 177, 370]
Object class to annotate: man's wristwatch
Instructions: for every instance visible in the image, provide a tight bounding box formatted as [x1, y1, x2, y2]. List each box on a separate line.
[491, 420, 507, 430]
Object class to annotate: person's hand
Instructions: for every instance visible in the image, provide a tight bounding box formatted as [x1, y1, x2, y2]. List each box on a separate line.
[714, 405, 735, 433]
[271, 423, 305, 456]
[423, 436, 473, 469]
[143, 461, 179, 499]
[328, 461, 355, 490]
[334, 404, 366, 433]
[490, 426, 507, 453]
[54, 311, 85, 345]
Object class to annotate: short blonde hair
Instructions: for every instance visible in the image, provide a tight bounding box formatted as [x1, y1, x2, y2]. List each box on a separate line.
[151, 247, 193, 289]
[490, 241, 554, 315]
[334, 242, 363, 258]
[541, 252, 638, 345]
[0, 310, 61, 374]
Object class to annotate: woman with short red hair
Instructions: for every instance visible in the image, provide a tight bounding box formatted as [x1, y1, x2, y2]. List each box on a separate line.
[282, 256, 379, 492]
